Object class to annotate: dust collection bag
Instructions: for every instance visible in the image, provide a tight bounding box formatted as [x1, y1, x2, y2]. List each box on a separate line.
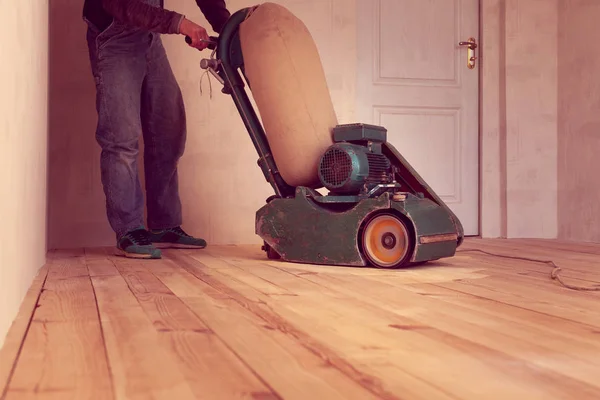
[239, 2, 338, 188]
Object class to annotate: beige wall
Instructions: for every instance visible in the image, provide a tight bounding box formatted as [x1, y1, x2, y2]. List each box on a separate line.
[557, 0, 600, 242]
[0, 1, 49, 348]
[480, 0, 558, 239]
[47, 0, 356, 248]
[47, 0, 114, 248]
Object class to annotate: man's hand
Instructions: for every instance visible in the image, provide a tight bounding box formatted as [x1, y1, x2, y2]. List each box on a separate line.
[179, 18, 210, 50]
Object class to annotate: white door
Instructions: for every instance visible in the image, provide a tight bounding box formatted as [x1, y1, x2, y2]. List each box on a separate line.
[356, 0, 480, 236]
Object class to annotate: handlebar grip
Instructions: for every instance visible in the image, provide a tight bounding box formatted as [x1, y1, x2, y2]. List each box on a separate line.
[185, 35, 218, 50]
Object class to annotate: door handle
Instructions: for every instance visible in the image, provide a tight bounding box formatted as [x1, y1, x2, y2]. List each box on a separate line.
[458, 37, 477, 69]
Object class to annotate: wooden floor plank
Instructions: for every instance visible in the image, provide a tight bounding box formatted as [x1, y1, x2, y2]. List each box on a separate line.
[3, 238, 600, 400]
[156, 253, 393, 400]
[3, 252, 113, 400]
[85, 248, 119, 278]
[402, 282, 600, 347]
[0, 262, 48, 399]
[199, 247, 600, 400]
[452, 253, 600, 294]
[90, 271, 197, 400]
[267, 260, 600, 389]
[107, 256, 280, 400]
[460, 240, 600, 284]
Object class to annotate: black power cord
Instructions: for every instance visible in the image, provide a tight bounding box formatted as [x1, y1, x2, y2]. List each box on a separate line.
[457, 249, 600, 292]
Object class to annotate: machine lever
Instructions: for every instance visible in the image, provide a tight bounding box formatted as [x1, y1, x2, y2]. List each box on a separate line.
[200, 59, 224, 85]
[200, 59, 219, 70]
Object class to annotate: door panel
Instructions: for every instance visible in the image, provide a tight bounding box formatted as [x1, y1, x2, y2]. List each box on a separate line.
[379, 0, 458, 83]
[356, 0, 480, 235]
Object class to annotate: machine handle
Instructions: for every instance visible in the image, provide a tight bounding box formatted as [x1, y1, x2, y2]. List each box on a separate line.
[185, 35, 218, 50]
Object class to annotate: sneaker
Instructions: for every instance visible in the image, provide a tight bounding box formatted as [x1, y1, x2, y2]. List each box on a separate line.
[116, 228, 162, 259]
[148, 226, 207, 249]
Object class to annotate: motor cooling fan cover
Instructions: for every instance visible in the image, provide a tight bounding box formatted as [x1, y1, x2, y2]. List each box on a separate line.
[318, 143, 370, 193]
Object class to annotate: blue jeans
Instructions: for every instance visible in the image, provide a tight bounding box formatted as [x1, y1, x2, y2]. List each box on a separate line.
[86, 19, 185, 238]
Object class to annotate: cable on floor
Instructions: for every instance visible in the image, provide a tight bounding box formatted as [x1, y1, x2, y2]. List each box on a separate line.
[456, 249, 600, 292]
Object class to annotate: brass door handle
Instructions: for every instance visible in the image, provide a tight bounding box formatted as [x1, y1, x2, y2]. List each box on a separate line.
[459, 37, 477, 69]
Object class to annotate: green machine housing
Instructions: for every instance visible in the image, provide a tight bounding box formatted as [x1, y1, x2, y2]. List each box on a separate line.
[196, 7, 464, 268]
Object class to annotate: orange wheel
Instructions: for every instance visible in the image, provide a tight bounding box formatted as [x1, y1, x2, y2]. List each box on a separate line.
[361, 213, 412, 268]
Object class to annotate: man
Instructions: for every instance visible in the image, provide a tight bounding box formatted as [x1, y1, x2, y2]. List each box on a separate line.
[82, 0, 230, 259]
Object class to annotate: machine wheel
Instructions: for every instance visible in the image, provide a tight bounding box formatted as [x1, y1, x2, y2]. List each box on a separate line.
[262, 242, 281, 260]
[267, 247, 281, 260]
[360, 213, 413, 268]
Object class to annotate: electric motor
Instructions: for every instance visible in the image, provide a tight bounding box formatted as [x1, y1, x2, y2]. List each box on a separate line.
[318, 143, 392, 194]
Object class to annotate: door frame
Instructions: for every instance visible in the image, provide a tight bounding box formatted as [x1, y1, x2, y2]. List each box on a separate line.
[479, 0, 506, 238]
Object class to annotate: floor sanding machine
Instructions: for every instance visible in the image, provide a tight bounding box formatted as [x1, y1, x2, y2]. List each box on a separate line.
[189, 3, 464, 268]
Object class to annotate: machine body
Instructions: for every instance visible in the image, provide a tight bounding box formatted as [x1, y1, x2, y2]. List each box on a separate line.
[198, 7, 464, 268]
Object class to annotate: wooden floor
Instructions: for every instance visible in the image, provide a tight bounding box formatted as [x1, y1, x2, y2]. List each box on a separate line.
[1, 238, 600, 400]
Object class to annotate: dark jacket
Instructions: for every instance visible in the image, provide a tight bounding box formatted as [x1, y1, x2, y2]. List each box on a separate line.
[83, 0, 230, 35]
